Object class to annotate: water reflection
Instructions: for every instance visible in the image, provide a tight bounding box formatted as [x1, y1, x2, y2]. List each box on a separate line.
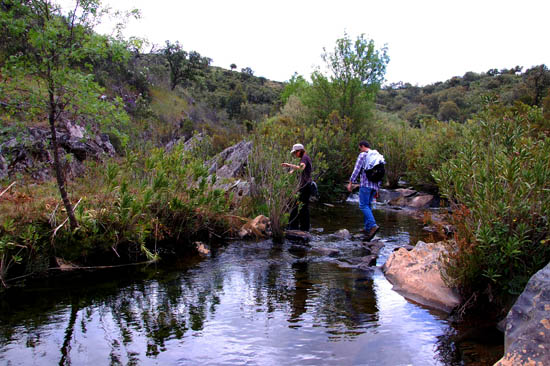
[0, 203, 501, 365]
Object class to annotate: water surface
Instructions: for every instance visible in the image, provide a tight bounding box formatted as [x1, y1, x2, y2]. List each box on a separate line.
[0, 202, 503, 365]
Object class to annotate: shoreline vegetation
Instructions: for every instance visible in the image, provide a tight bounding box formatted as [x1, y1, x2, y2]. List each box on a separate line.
[1, 0, 550, 326]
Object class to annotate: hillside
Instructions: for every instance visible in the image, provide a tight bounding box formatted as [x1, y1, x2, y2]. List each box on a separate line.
[377, 65, 550, 125]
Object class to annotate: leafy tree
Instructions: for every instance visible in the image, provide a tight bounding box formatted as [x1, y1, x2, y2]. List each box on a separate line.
[162, 40, 211, 90]
[241, 67, 254, 76]
[438, 100, 460, 121]
[524, 64, 550, 105]
[0, 0, 133, 230]
[230, 63, 237, 70]
[316, 32, 389, 124]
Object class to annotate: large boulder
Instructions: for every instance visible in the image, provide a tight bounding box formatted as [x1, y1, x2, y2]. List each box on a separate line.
[388, 190, 436, 209]
[239, 215, 271, 239]
[494, 262, 550, 366]
[383, 240, 461, 312]
[207, 140, 252, 179]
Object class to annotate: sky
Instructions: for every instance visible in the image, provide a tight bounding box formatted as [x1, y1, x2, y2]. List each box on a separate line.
[79, 0, 549, 85]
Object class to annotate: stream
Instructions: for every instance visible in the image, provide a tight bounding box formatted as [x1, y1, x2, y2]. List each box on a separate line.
[0, 201, 503, 365]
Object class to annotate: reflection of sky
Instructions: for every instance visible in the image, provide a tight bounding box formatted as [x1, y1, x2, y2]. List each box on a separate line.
[0, 205, 456, 366]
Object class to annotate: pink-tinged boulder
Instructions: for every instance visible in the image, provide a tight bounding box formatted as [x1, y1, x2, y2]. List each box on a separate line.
[239, 215, 271, 239]
[494, 261, 550, 366]
[382, 240, 460, 313]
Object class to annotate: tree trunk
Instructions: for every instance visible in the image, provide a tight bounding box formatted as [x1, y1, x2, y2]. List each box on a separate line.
[49, 89, 78, 231]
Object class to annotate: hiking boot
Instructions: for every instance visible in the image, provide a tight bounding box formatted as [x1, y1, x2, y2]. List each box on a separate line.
[365, 225, 380, 242]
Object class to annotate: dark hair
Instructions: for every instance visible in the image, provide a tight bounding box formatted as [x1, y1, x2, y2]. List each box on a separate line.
[358, 141, 370, 148]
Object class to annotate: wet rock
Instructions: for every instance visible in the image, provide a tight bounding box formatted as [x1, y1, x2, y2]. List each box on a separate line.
[310, 227, 324, 233]
[363, 240, 384, 256]
[495, 261, 550, 366]
[383, 241, 461, 313]
[239, 215, 271, 239]
[332, 229, 351, 240]
[288, 244, 311, 255]
[285, 230, 312, 244]
[360, 255, 378, 267]
[194, 241, 210, 256]
[312, 247, 340, 258]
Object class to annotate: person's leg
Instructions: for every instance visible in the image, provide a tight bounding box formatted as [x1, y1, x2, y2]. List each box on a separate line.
[299, 184, 311, 231]
[359, 187, 376, 230]
[288, 203, 299, 230]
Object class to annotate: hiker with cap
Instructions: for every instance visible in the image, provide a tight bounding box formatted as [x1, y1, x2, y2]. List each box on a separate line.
[347, 140, 385, 241]
[281, 143, 313, 231]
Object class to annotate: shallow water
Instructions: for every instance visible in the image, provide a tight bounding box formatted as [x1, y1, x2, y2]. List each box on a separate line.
[0, 202, 502, 365]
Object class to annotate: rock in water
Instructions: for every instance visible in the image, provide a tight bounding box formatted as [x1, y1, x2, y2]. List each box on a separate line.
[382, 240, 461, 313]
[285, 230, 312, 244]
[239, 215, 271, 239]
[495, 261, 550, 366]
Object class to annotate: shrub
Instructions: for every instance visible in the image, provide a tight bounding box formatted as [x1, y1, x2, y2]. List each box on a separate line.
[433, 103, 550, 313]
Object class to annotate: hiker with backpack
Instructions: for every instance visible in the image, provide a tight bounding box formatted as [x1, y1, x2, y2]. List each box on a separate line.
[347, 141, 385, 241]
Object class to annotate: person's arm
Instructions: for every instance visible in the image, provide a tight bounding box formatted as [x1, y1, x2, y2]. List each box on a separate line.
[281, 162, 305, 173]
[347, 154, 365, 192]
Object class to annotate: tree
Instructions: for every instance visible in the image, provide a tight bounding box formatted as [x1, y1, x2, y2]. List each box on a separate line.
[162, 40, 211, 90]
[1, 0, 132, 231]
[315, 33, 389, 124]
[230, 63, 237, 71]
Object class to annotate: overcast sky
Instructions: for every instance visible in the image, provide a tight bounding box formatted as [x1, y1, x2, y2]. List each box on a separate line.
[87, 0, 550, 85]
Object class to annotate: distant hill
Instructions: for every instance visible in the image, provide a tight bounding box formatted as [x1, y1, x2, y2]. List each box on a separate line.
[376, 65, 550, 125]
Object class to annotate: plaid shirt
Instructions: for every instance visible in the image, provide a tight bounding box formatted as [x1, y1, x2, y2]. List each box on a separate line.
[349, 152, 381, 189]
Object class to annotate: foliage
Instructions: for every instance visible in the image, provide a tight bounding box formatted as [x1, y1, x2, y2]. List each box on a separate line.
[0, 143, 233, 286]
[433, 103, 550, 311]
[407, 118, 466, 190]
[319, 32, 389, 125]
[162, 40, 211, 90]
[1, 0, 134, 230]
[247, 133, 298, 242]
[378, 65, 550, 125]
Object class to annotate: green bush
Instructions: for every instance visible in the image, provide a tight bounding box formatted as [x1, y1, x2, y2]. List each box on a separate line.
[433, 103, 550, 312]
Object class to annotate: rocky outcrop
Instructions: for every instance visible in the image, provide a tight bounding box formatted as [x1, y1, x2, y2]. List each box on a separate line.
[376, 188, 437, 209]
[0, 154, 7, 180]
[165, 133, 205, 153]
[207, 140, 252, 179]
[206, 140, 254, 200]
[383, 240, 461, 312]
[495, 262, 550, 366]
[0, 123, 115, 181]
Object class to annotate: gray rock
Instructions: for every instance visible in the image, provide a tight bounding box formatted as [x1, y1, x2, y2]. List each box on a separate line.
[312, 247, 340, 257]
[207, 140, 252, 179]
[1, 125, 115, 181]
[332, 229, 351, 240]
[165, 133, 205, 153]
[495, 261, 550, 366]
[0, 154, 7, 180]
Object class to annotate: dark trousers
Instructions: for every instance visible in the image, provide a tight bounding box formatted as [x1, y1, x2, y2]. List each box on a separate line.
[289, 183, 311, 231]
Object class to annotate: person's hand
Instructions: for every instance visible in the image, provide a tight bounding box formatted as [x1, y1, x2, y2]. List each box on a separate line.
[347, 182, 352, 192]
[281, 163, 289, 168]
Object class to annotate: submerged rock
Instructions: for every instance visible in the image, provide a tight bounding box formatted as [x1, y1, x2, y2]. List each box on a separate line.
[285, 230, 312, 244]
[495, 261, 550, 366]
[383, 240, 460, 313]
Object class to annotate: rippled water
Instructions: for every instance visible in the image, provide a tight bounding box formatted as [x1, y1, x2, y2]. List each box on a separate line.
[0, 202, 502, 365]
